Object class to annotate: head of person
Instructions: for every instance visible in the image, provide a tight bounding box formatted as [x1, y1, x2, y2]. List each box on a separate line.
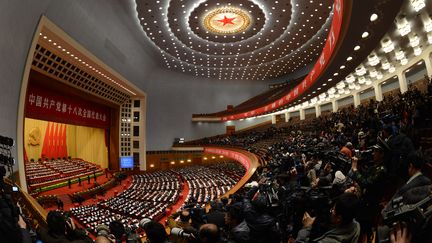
[225, 204, 244, 227]
[143, 221, 168, 243]
[372, 144, 385, 163]
[345, 142, 353, 149]
[330, 193, 359, 226]
[407, 151, 424, 178]
[46, 211, 67, 236]
[199, 224, 220, 243]
[109, 220, 125, 240]
[180, 210, 190, 223]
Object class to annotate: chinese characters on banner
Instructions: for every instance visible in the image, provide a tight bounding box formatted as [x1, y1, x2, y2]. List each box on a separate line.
[26, 84, 111, 128]
[222, 0, 343, 121]
[204, 147, 251, 171]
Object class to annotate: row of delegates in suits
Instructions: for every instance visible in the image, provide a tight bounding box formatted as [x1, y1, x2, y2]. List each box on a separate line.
[99, 197, 168, 219]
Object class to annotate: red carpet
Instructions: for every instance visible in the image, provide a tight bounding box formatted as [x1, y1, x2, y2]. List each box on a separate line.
[159, 180, 190, 224]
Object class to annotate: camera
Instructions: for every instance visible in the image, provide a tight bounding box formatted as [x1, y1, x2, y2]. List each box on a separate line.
[171, 227, 195, 239]
[12, 186, 19, 192]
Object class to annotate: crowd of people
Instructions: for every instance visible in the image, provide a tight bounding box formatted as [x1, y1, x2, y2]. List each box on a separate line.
[2, 80, 432, 242]
[25, 158, 101, 189]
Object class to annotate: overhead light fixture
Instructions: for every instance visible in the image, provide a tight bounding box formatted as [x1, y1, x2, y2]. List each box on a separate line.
[381, 59, 391, 70]
[395, 49, 405, 60]
[328, 87, 336, 94]
[370, 13, 378, 22]
[354, 45, 361, 51]
[356, 65, 367, 76]
[420, 12, 432, 32]
[338, 89, 344, 94]
[319, 93, 326, 99]
[346, 74, 355, 83]
[365, 78, 372, 85]
[396, 15, 411, 36]
[389, 65, 396, 73]
[370, 68, 377, 78]
[358, 76, 366, 84]
[355, 84, 361, 90]
[346, 56, 353, 61]
[348, 83, 356, 90]
[376, 71, 383, 80]
[381, 37, 394, 53]
[401, 58, 408, 65]
[362, 32, 369, 38]
[414, 46, 422, 56]
[368, 52, 380, 66]
[336, 81, 346, 90]
[408, 33, 420, 47]
[410, 0, 426, 12]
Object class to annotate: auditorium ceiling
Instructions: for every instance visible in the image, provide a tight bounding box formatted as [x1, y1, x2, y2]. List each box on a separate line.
[135, 0, 334, 80]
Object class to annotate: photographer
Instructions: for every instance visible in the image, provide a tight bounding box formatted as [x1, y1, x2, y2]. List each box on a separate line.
[142, 221, 171, 243]
[167, 210, 197, 243]
[38, 210, 93, 243]
[224, 204, 249, 243]
[295, 192, 360, 243]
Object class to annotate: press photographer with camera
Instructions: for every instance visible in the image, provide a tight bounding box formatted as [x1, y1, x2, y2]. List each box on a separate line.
[38, 210, 93, 243]
[295, 192, 360, 243]
[167, 209, 197, 243]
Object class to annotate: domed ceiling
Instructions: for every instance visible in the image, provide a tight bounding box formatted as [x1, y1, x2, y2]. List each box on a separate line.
[135, 0, 334, 80]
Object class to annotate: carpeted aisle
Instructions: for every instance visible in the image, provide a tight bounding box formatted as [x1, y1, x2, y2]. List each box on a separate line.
[159, 180, 190, 224]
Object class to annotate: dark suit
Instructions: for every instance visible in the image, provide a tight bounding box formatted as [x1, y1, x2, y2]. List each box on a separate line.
[383, 173, 431, 213]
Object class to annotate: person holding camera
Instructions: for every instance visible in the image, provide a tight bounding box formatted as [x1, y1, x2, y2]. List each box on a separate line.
[224, 204, 250, 243]
[38, 210, 93, 243]
[295, 192, 360, 243]
[167, 210, 197, 243]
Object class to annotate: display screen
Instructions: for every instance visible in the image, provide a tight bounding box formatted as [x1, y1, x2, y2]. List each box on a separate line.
[120, 156, 134, 168]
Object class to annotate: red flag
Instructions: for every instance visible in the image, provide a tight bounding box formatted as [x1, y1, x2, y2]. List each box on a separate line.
[52, 123, 59, 159]
[61, 124, 68, 158]
[41, 122, 51, 159]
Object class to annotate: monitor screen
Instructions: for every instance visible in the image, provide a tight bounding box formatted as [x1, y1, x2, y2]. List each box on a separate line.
[120, 156, 134, 169]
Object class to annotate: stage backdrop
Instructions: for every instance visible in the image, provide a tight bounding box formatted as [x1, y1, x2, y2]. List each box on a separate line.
[24, 118, 108, 168]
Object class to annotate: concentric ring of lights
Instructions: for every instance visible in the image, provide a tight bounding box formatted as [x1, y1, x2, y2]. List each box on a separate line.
[203, 7, 252, 35]
[135, 0, 334, 80]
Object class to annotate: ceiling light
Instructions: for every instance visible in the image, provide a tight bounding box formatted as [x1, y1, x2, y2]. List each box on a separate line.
[370, 13, 378, 22]
[335, 93, 341, 98]
[420, 12, 432, 32]
[358, 76, 366, 84]
[354, 45, 361, 51]
[328, 87, 336, 94]
[381, 37, 394, 53]
[396, 15, 411, 36]
[355, 65, 367, 76]
[410, 0, 425, 12]
[338, 89, 344, 94]
[414, 46, 422, 56]
[369, 68, 377, 78]
[336, 82, 346, 90]
[376, 71, 383, 80]
[346, 74, 355, 83]
[395, 49, 405, 60]
[346, 56, 353, 61]
[389, 65, 396, 73]
[408, 33, 420, 47]
[349, 83, 355, 90]
[368, 52, 380, 66]
[401, 58, 408, 65]
[381, 59, 390, 70]
[362, 32, 369, 38]
[365, 79, 372, 85]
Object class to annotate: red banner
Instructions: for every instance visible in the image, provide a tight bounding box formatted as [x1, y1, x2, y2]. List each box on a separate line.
[204, 147, 251, 171]
[222, 0, 344, 121]
[25, 84, 111, 128]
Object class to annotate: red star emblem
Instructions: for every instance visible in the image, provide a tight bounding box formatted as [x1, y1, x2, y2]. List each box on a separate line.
[216, 15, 236, 26]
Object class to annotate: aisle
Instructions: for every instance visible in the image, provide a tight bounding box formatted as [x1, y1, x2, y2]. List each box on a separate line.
[159, 180, 190, 224]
